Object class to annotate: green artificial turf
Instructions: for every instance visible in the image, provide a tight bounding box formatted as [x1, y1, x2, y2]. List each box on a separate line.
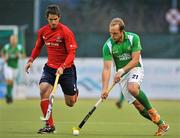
[0, 99, 179, 138]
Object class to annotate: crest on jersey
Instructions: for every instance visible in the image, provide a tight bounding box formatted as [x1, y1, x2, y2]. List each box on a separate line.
[56, 36, 63, 43]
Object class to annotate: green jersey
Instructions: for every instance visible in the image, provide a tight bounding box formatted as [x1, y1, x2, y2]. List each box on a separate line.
[103, 31, 143, 71]
[2, 44, 25, 68]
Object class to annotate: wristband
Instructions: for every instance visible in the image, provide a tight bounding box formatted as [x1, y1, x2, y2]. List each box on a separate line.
[118, 68, 125, 75]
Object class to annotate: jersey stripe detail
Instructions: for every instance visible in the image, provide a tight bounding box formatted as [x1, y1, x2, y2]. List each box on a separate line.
[127, 35, 133, 46]
[107, 40, 112, 54]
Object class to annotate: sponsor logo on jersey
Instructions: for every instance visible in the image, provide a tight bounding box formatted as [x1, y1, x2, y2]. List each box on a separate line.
[56, 36, 63, 43]
[45, 42, 59, 46]
[118, 53, 131, 61]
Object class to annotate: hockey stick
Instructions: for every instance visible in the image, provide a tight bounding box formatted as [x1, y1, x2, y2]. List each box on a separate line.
[40, 74, 60, 121]
[73, 82, 116, 132]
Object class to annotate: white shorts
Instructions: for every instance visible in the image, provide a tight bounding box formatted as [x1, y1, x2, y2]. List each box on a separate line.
[3, 63, 18, 81]
[119, 67, 144, 104]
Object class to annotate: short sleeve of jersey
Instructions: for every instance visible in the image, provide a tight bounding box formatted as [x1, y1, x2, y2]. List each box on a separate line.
[132, 34, 142, 52]
[17, 44, 25, 54]
[2, 44, 9, 53]
[103, 43, 112, 61]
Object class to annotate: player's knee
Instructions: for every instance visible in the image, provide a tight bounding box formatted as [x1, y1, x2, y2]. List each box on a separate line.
[65, 100, 75, 107]
[128, 83, 139, 96]
[39, 84, 52, 99]
[64, 92, 78, 107]
[40, 87, 47, 96]
[65, 97, 77, 107]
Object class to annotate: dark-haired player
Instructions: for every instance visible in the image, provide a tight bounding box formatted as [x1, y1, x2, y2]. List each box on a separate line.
[25, 4, 79, 134]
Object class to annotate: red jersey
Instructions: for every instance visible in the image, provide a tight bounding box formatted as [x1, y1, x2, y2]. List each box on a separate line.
[30, 23, 78, 69]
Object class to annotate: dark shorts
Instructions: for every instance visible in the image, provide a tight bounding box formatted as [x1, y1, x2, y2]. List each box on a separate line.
[39, 64, 78, 96]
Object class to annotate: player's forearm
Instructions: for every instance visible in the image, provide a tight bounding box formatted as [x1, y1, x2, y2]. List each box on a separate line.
[123, 58, 139, 73]
[29, 48, 41, 62]
[60, 50, 76, 69]
[29, 42, 43, 62]
[123, 52, 140, 73]
[102, 68, 111, 91]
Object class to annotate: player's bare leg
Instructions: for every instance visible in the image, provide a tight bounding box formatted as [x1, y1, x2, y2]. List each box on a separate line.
[133, 100, 152, 121]
[128, 83, 169, 136]
[128, 83, 160, 122]
[64, 91, 78, 107]
[116, 92, 124, 109]
[38, 82, 56, 134]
